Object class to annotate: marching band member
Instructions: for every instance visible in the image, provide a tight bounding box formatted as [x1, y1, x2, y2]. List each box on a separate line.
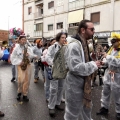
[10, 35, 37, 102]
[33, 39, 45, 83]
[9, 39, 18, 82]
[97, 33, 120, 120]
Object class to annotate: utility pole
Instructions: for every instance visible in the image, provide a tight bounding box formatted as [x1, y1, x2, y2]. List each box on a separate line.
[22, 0, 24, 31]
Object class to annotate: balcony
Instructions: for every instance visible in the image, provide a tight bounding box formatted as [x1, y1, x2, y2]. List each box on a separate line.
[34, 31, 42, 37]
[69, 0, 84, 11]
[34, 12, 43, 19]
[35, 0, 43, 6]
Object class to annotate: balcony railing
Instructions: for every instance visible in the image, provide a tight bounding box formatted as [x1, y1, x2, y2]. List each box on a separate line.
[34, 31, 42, 37]
[69, 0, 84, 11]
[34, 12, 43, 19]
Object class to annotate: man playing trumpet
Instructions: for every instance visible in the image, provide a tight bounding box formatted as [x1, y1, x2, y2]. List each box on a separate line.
[97, 33, 120, 120]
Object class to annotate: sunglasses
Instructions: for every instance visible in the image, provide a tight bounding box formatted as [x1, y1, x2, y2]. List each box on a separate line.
[87, 28, 95, 32]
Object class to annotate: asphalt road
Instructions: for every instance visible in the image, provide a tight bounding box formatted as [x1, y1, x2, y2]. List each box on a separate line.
[0, 61, 116, 120]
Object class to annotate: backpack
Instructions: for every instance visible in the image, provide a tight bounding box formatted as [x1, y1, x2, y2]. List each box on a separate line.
[52, 38, 82, 80]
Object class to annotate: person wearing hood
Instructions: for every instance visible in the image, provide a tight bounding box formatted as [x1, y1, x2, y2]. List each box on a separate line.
[64, 20, 101, 120]
[45, 32, 67, 117]
[97, 33, 120, 120]
[10, 35, 37, 102]
[33, 39, 45, 83]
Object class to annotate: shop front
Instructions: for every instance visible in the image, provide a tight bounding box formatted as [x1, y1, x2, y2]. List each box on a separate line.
[94, 31, 120, 46]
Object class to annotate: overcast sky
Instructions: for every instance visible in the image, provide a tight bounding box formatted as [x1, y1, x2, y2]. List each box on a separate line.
[0, 0, 22, 30]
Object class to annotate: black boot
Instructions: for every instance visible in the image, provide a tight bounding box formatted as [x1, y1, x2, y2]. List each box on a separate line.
[116, 113, 120, 120]
[17, 93, 21, 101]
[11, 77, 15, 82]
[55, 105, 64, 111]
[23, 96, 29, 102]
[96, 107, 109, 115]
[49, 109, 55, 117]
[0, 111, 4, 117]
[99, 77, 103, 86]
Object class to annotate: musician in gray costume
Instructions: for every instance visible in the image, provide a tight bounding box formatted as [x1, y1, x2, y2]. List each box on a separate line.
[64, 20, 100, 120]
[97, 33, 120, 120]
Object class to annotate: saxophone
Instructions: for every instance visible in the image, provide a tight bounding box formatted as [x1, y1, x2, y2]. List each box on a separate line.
[21, 44, 30, 70]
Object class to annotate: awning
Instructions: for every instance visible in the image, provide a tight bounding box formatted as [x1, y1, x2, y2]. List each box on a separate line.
[68, 9, 84, 24]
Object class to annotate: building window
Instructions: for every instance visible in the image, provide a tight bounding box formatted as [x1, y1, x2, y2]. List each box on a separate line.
[48, 24, 53, 31]
[48, 1, 54, 9]
[28, 7, 32, 15]
[35, 23, 43, 31]
[41, 9, 43, 14]
[91, 12, 100, 24]
[57, 22, 63, 29]
[69, 22, 79, 27]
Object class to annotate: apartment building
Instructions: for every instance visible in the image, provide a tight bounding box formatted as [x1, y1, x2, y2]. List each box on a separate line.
[68, 0, 84, 36]
[24, 0, 35, 39]
[23, 0, 69, 39]
[85, 0, 120, 43]
[24, 0, 43, 40]
[43, 0, 69, 38]
[23, 0, 120, 41]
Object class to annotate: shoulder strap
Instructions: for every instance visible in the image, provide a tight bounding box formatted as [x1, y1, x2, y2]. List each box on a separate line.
[55, 44, 57, 48]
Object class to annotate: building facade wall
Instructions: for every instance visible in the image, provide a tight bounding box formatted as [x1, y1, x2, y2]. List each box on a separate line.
[43, 0, 68, 38]
[85, 0, 110, 5]
[69, 0, 84, 11]
[114, 1, 120, 31]
[85, 0, 120, 32]
[43, 13, 68, 38]
[24, 0, 35, 38]
[23, 0, 120, 39]
[85, 3, 112, 32]
[24, 21, 34, 37]
[44, 0, 68, 17]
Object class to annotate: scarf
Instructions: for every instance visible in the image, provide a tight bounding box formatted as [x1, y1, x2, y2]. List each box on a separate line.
[72, 34, 92, 108]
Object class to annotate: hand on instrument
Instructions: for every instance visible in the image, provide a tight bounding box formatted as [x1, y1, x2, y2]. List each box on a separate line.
[102, 52, 107, 58]
[95, 61, 101, 68]
[100, 61, 105, 65]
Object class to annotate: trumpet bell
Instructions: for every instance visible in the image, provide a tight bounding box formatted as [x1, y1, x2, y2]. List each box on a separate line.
[2, 41, 8, 47]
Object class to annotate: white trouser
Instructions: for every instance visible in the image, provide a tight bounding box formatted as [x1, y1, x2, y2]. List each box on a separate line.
[48, 79, 65, 109]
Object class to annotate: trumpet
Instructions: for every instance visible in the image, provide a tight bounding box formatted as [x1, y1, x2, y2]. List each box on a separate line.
[2, 41, 8, 47]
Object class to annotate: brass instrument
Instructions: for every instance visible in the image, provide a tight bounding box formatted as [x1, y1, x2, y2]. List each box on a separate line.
[21, 45, 30, 70]
[2, 41, 8, 47]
